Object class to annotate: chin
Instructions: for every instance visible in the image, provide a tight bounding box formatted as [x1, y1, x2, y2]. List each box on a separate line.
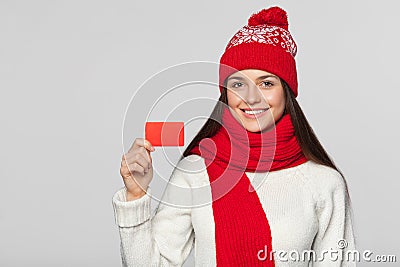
[242, 116, 275, 133]
[246, 128, 263, 133]
[244, 123, 272, 133]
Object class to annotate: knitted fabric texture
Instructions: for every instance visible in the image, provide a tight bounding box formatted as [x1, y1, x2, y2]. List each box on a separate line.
[219, 6, 299, 97]
[188, 106, 308, 266]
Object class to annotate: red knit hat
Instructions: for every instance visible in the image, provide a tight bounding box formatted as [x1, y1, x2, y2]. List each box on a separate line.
[219, 6, 299, 97]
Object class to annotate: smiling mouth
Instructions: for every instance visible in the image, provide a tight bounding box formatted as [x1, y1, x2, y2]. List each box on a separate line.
[240, 108, 269, 115]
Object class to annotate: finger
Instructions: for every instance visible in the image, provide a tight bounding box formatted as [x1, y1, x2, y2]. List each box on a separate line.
[133, 152, 151, 171]
[128, 138, 155, 153]
[128, 162, 146, 176]
[125, 146, 152, 166]
[138, 146, 152, 165]
[120, 164, 129, 177]
[124, 151, 150, 172]
[128, 138, 145, 152]
[122, 152, 130, 162]
[121, 153, 134, 166]
[143, 139, 155, 152]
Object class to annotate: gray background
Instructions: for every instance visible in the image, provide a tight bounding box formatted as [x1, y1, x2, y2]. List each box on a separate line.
[1, 0, 399, 266]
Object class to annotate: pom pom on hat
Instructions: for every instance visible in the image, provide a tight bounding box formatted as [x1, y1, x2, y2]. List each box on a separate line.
[248, 6, 288, 30]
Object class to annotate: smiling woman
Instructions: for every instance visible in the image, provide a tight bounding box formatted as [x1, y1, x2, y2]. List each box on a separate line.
[112, 5, 357, 267]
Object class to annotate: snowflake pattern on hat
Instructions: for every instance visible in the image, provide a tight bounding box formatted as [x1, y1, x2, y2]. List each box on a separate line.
[225, 25, 297, 57]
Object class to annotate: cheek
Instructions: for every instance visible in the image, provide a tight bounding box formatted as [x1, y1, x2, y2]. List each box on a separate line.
[262, 89, 285, 108]
[226, 90, 242, 108]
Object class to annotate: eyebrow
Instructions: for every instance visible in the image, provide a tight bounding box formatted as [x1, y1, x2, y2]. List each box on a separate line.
[227, 74, 279, 81]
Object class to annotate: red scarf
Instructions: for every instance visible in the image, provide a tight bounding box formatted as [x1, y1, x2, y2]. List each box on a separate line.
[189, 106, 308, 266]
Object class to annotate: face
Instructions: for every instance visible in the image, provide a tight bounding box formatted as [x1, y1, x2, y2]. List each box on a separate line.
[225, 69, 286, 133]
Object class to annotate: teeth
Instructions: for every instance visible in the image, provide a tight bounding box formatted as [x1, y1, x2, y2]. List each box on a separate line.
[243, 109, 267, 115]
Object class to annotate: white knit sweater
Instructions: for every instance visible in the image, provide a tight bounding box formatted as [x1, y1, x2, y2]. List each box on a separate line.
[112, 155, 357, 267]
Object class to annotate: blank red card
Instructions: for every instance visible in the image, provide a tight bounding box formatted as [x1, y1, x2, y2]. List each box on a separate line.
[145, 122, 184, 146]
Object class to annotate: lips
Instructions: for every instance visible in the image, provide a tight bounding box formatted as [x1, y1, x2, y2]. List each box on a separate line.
[239, 107, 270, 118]
[240, 108, 269, 111]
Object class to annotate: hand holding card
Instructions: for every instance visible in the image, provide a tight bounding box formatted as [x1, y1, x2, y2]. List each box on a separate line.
[120, 138, 155, 201]
[119, 122, 184, 201]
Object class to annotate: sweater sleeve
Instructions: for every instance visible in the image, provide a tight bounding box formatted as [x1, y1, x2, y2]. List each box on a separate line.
[112, 164, 195, 267]
[311, 172, 357, 267]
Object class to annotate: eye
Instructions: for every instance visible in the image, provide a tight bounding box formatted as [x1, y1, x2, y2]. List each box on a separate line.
[260, 81, 273, 88]
[231, 82, 244, 88]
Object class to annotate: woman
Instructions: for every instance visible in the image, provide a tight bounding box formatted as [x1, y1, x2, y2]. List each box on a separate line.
[113, 6, 356, 267]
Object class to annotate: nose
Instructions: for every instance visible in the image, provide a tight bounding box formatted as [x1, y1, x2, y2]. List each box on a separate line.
[244, 82, 261, 105]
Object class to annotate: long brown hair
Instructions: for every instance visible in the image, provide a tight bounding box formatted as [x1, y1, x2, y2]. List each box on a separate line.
[181, 79, 352, 204]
